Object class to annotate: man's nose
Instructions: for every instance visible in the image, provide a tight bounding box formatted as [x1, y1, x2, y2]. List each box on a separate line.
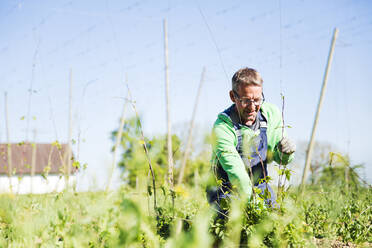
[245, 102, 256, 110]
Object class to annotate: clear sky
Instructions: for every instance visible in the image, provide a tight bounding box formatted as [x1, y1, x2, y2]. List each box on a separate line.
[1, 0, 371, 189]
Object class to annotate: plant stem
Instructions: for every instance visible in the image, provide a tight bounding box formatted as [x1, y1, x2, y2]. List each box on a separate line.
[277, 94, 285, 199]
[126, 84, 158, 212]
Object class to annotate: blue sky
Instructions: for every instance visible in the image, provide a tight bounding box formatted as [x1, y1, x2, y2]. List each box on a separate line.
[1, 0, 371, 189]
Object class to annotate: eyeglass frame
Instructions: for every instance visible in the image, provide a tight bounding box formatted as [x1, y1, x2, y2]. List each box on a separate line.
[233, 90, 265, 106]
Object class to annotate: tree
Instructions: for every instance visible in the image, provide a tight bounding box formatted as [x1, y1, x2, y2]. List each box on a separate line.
[111, 116, 182, 188]
[318, 152, 364, 189]
[297, 141, 334, 184]
[296, 141, 365, 188]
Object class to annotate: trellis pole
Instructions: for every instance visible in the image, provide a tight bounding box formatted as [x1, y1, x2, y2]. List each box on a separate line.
[106, 91, 129, 192]
[66, 69, 73, 189]
[31, 129, 37, 193]
[300, 28, 339, 192]
[164, 19, 174, 188]
[4, 92, 13, 193]
[177, 67, 206, 185]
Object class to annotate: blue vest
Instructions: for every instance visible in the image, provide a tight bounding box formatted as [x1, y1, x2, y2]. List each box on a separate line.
[215, 107, 268, 192]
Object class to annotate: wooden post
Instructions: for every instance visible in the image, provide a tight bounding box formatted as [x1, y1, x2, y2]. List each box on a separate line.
[106, 91, 129, 192]
[164, 19, 174, 188]
[300, 28, 339, 191]
[77, 79, 97, 161]
[31, 129, 37, 193]
[177, 67, 206, 185]
[66, 68, 73, 189]
[26, 41, 40, 142]
[4, 92, 13, 193]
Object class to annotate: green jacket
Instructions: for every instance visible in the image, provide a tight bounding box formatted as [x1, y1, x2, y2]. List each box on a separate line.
[211, 102, 294, 198]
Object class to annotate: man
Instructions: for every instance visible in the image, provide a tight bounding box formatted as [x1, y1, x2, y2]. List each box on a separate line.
[209, 67, 295, 208]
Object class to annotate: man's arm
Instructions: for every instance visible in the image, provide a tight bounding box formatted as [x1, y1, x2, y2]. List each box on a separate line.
[212, 123, 252, 198]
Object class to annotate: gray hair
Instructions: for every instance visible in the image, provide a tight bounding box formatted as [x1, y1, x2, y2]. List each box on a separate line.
[232, 67, 263, 92]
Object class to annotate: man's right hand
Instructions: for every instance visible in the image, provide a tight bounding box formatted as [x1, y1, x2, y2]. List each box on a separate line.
[278, 137, 296, 154]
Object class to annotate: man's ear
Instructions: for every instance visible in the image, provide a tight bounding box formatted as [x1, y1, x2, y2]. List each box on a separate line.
[229, 90, 235, 102]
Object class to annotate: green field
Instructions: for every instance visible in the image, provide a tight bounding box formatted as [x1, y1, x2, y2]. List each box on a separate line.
[0, 177, 370, 247]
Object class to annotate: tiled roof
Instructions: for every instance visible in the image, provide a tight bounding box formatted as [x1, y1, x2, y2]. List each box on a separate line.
[0, 143, 77, 175]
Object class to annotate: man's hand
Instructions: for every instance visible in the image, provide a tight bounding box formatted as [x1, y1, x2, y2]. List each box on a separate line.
[278, 137, 296, 154]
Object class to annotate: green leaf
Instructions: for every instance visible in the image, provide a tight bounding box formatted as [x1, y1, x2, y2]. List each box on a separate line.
[285, 169, 291, 181]
[147, 185, 152, 196]
[72, 161, 80, 169]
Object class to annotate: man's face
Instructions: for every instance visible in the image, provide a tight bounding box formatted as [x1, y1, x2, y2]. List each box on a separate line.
[229, 84, 263, 126]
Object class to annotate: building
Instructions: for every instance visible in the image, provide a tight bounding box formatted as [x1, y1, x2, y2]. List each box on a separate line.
[0, 143, 77, 194]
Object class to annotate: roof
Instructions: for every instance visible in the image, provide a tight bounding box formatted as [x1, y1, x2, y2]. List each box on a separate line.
[0, 143, 77, 175]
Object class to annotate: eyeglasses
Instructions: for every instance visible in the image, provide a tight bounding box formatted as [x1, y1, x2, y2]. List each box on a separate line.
[233, 91, 265, 106]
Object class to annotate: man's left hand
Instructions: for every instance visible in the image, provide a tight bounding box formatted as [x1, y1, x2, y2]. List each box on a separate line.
[278, 137, 296, 154]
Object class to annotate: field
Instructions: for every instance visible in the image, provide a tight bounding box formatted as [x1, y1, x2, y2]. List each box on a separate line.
[0, 117, 371, 247]
[0, 141, 371, 247]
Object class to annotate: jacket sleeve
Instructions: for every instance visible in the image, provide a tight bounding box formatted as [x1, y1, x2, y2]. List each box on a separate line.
[212, 123, 252, 198]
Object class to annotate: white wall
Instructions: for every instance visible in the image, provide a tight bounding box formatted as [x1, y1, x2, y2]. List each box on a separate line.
[0, 175, 77, 194]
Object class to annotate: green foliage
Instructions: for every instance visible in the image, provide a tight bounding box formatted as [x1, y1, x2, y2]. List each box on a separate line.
[0, 183, 370, 247]
[208, 195, 313, 248]
[303, 201, 332, 238]
[112, 116, 182, 187]
[112, 115, 212, 191]
[301, 186, 371, 246]
[336, 191, 371, 243]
